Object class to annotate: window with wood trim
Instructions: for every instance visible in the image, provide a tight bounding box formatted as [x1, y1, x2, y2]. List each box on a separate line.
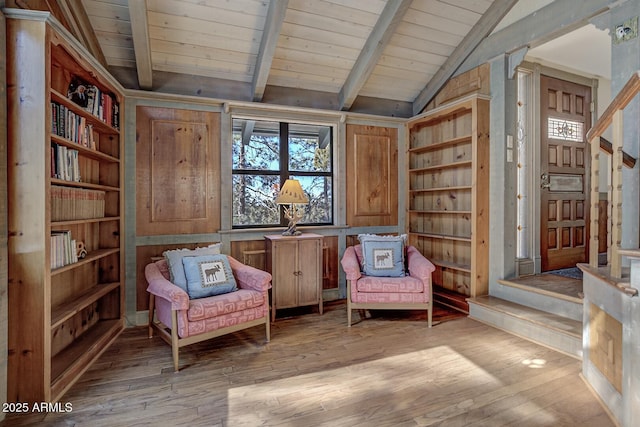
[232, 119, 333, 228]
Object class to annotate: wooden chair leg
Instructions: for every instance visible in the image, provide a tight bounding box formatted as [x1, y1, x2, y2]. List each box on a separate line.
[171, 310, 180, 372]
[265, 311, 271, 342]
[148, 294, 155, 338]
[347, 280, 352, 327]
[428, 299, 433, 328]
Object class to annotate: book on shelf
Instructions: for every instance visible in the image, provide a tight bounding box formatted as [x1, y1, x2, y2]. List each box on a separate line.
[50, 185, 106, 221]
[50, 143, 81, 183]
[50, 230, 78, 269]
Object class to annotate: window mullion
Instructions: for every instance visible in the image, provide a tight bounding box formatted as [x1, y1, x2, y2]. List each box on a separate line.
[279, 122, 289, 226]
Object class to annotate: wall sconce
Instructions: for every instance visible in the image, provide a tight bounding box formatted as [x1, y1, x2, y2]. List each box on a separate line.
[275, 179, 309, 236]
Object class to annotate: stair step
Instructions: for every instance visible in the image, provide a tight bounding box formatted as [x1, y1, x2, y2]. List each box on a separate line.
[497, 276, 583, 304]
[468, 295, 582, 358]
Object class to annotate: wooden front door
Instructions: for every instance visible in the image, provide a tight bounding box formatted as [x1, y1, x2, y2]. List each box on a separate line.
[540, 76, 591, 271]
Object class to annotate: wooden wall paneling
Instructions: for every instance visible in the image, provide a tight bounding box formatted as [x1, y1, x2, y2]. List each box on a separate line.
[428, 63, 490, 110]
[589, 303, 622, 393]
[0, 9, 8, 419]
[345, 124, 398, 227]
[322, 236, 338, 291]
[230, 240, 267, 270]
[136, 106, 221, 236]
[135, 243, 218, 311]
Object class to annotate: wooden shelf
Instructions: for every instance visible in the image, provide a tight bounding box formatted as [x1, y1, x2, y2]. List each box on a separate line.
[50, 319, 123, 400]
[409, 186, 472, 193]
[52, 216, 120, 227]
[51, 282, 121, 329]
[408, 135, 472, 153]
[50, 177, 120, 192]
[51, 134, 120, 163]
[409, 210, 472, 215]
[51, 248, 120, 276]
[409, 160, 473, 173]
[431, 259, 472, 273]
[412, 232, 471, 242]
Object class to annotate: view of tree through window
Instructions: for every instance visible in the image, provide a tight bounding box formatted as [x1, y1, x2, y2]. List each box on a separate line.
[232, 119, 333, 228]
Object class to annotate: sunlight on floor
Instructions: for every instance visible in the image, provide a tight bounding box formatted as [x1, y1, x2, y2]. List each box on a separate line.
[522, 358, 548, 368]
[225, 346, 556, 425]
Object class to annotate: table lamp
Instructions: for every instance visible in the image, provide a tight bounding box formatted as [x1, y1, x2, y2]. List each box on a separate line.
[275, 179, 309, 236]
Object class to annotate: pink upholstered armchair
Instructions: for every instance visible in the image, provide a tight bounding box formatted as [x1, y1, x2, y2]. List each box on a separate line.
[341, 244, 436, 327]
[145, 256, 271, 372]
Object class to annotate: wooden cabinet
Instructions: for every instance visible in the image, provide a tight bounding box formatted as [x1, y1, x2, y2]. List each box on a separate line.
[407, 94, 490, 299]
[6, 11, 124, 402]
[265, 234, 323, 322]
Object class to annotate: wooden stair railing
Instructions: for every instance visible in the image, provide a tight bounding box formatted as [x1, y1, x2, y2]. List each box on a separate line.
[586, 70, 640, 278]
[599, 136, 636, 168]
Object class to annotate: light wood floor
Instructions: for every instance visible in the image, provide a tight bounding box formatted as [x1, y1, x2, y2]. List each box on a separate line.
[3, 302, 614, 427]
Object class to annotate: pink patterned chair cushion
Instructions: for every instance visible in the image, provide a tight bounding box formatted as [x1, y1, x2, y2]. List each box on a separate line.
[354, 275, 424, 293]
[185, 306, 267, 337]
[350, 292, 428, 304]
[187, 289, 265, 322]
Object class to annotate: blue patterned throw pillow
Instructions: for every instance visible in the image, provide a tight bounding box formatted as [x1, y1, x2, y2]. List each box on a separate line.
[162, 244, 222, 292]
[358, 234, 407, 277]
[182, 254, 238, 299]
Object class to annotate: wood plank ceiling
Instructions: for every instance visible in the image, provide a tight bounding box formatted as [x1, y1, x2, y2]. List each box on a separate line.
[77, 0, 516, 116]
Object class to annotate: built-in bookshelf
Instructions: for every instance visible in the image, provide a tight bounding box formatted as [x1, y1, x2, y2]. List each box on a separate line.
[407, 94, 490, 303]
[6, 10, 124, 403]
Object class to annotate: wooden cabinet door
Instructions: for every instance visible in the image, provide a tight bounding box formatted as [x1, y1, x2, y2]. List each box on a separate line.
[273, 240, 298, 309]
[298, 238, 321, 306]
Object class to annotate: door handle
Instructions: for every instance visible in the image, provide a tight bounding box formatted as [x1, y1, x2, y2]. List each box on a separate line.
[540, 173, 551, 189]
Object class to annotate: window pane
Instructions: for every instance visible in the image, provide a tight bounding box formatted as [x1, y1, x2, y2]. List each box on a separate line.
[547, 117, 583, 142]
[294, 175, 332, 224]
[232, 119, 280, 170]
[289, 123, 331, 172]
[232, 174, 280, 226]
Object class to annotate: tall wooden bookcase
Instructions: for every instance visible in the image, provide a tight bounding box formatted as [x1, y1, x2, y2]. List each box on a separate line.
[407, 94, 490, 301]
[6, 10, 124, 402]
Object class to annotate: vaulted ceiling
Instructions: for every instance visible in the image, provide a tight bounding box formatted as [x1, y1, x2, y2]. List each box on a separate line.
[22, 0, 609, 117]
[39, 0, 520, 116]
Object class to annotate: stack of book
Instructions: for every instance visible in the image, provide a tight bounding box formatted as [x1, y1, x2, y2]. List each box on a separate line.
[51, 101, 96, 149]
[50, 185, 106, 221]
[51, 143, 81, 182]
[50, 230, 78, 269]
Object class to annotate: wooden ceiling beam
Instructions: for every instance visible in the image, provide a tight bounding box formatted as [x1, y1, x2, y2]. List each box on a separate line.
[252, 0, 289, 102]
[57, 0, 107, 67]
[128, 0, 153, 90]
[412, 0, 519, 115]
[241, 120, 255, 146]
[338, 0, 412, 111]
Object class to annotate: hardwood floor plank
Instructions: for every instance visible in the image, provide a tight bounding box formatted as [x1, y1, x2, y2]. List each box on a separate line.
[1, 302, 614, 426]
